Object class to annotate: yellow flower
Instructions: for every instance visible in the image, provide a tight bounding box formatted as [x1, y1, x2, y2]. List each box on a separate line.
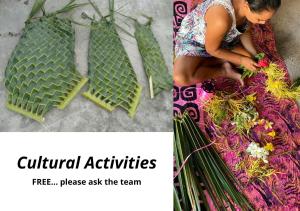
[246, 94, 257, 103]
[264, 121, 273, 130]
[258, 119, 265, 125]
[267, 130, 276, 138]
[264, 143, 275, 152]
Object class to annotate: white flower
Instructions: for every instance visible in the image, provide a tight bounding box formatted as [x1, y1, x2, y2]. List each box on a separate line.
[246, 142, 269, 163]
[262, 157, 269, 163]
[246, 142, 259, 153]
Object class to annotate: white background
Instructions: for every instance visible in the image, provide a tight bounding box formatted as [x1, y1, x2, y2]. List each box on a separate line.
[0, 133, 173, 211]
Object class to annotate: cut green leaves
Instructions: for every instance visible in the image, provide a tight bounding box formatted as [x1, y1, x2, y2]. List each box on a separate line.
[174, 112, 253, 210]
[27, 0, 47, 20]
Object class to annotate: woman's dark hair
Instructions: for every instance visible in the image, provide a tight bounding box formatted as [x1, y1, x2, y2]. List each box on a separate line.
[246, 0, 281, 12]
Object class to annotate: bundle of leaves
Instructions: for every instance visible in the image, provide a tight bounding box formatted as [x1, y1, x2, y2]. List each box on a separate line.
[241, 53, 266, 79]
[174, 112, 253, 211]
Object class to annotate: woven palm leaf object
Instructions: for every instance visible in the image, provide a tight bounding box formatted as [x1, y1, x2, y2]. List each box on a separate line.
[4, 0, 88, 122]
[134, 19, 172, 98]
[83, 1, 142, 117]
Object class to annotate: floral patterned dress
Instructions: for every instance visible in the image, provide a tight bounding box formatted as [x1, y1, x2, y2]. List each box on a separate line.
[175, 0, 247, 57]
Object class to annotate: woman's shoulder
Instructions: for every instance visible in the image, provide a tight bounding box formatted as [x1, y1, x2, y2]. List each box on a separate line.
[205, 4, 233, 29]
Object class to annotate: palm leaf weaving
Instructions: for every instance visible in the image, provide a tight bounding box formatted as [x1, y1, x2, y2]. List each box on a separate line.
[174, 112, 253, 210]
[4, 0, 88, 122]
[134, 18, 172, 98]
[83, 0, 142, 117]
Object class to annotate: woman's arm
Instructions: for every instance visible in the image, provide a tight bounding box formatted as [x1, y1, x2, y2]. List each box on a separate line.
[240, 25, 258, 56]
[204, 6, 258, 71]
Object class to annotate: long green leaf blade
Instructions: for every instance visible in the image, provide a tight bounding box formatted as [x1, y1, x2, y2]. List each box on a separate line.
[28, 0, 47, 20]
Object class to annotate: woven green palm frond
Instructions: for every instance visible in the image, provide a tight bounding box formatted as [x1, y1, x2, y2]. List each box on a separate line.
[134, 19, 172, 98]
[83, 2, 142, 118]
[4, 0, 88, 122]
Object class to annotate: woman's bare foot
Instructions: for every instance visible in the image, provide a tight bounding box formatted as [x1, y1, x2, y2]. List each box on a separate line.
[222, 62, 244, 87]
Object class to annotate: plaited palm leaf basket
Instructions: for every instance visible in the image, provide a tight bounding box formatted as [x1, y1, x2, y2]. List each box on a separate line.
[134, 18, 172, 98]
[4, 0, 88, 122]
[83, 0, 142, 117]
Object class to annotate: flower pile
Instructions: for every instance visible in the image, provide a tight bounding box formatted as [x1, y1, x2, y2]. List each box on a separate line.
[231, 116, 278, 181]
[204, 93, 259, 135]
[235, 142, 277, 181]
[203, 52, 294, 181]
[264, 63, 300, 100]
[241, 52, 300, 100]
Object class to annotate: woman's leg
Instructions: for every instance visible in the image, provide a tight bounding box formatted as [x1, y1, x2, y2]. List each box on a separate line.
[173, 43, 253, 86]
[174, 56, 244, 86]
[173, 56, 203, 86]
[195, 58, 244, 86]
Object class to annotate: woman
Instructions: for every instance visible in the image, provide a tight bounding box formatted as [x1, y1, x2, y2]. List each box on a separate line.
[174, 0, 281, 86]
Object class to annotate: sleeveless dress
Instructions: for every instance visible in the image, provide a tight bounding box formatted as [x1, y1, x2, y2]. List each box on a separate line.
[175, 0, 248, 57]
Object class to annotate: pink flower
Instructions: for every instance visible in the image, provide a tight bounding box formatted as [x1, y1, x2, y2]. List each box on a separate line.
[258, 58, 269, 68]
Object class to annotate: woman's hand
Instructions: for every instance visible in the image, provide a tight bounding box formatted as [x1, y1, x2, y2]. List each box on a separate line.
[240, 56, 259, 71]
